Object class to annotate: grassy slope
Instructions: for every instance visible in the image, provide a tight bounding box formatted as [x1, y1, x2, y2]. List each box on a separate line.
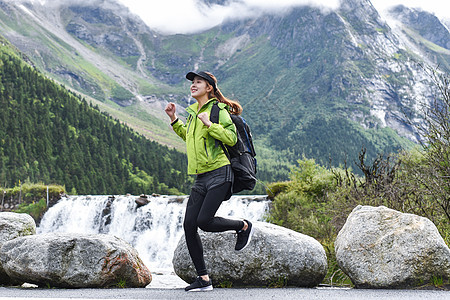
[400, 27, 450, 70]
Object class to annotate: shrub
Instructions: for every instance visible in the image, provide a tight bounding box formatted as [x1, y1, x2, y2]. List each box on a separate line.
[15, 198, 47, 221]
[266, 157, 351, 286]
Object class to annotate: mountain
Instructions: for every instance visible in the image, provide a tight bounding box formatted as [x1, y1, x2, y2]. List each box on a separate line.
[387, 5, 450, 51]
[0, 0, 449, 183]
[0, 35, 188, 194]
[0, 0, 186, 150]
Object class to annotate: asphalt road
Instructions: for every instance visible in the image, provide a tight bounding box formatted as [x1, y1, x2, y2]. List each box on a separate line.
[1, 286, 450, 300]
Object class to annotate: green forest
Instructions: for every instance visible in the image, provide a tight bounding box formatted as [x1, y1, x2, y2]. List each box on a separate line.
[0, 39, 189, 195]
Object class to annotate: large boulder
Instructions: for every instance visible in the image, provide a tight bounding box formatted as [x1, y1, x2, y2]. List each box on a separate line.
[0, 233, 151, 288]
[335, 205, 450, 288]
[173, 221, 327, 287]
[0, 212, 36, 285]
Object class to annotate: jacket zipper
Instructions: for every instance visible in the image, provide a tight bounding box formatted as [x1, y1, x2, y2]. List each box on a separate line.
[187, 115, 193, 134]
[203, 137, 209, 159]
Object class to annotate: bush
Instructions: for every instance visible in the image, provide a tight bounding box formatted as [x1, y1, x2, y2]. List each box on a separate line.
[401, 67, 450, 226]
[266, 157, 351, 286]
[15, 198, 47, 221]
[267, 157, 337, 235]
[3, 182, 65, 204]
[267, 145, 450, 286]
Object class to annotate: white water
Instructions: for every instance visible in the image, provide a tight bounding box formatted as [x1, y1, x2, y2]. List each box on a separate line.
[38, 195, 269, 276]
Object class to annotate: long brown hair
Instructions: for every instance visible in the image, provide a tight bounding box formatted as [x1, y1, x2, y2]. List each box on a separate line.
[205, 72, 242, 115]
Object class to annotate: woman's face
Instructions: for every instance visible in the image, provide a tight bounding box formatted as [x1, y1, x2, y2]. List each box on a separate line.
[190, 76, 212, 100]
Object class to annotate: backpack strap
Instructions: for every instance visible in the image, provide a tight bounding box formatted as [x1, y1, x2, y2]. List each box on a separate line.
[210, 101, 220, 149]
[210, 101, 231, 160]
[210, 101, 220, 124]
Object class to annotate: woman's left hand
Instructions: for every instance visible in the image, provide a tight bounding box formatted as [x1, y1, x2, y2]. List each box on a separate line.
[198, 112, 212, 128]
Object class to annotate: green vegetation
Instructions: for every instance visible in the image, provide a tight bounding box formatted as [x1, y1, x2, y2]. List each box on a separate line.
[267, 149, 450, 286]
[266, 68, 450, 287]
[115, 278, 127, 288]
[266, 157, 352, 286]
[431, 276, 444, 288]
[86, 98, 186, 151]
[0, 37, 189, 195]
[216, 280, 233, 288]
[268, 276, 288, 288]
[110, 84, 134, 102]
[15, 198, 47, 222]
[1, 182, 65, 222]
[2, 182, 64, 203]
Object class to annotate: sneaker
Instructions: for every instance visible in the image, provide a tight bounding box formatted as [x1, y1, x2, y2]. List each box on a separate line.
[235, 220, 254, 251]
[185, 276, 213, 292]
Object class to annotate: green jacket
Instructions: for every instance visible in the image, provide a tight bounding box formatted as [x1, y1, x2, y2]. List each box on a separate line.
[172, 98, 237, 175]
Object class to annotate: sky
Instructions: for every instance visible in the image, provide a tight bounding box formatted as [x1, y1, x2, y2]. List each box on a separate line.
[116, 0, 450, 35]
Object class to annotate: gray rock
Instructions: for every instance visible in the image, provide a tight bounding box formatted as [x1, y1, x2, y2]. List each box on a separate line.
[335, 205, 450, 288]
[0, 233, 151, 288]
[0, 212, 36, 285]
[173, 221, 327, 287]
[0, 212, 36, 244]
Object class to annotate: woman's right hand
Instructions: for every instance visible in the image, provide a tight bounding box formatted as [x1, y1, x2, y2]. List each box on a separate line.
[165, 102, 177, 122]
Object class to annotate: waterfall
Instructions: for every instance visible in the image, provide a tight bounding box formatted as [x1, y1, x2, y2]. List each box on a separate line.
[38, 195, 269, 274]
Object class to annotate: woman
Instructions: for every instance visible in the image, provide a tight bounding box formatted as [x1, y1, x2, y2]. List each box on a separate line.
[165, 71, 253, 292]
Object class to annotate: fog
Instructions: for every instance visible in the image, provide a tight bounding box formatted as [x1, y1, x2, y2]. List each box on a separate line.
[4, 0, 449, 35]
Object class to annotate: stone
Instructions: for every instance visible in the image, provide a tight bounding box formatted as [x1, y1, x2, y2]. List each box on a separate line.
[135, 195, 149, 207]
[173, 221, 327, 287]
[0, 212, 36, 244]
[335, 205, 450, 288]
[0, 233, 151, 288]
[0, 212, 36, 285]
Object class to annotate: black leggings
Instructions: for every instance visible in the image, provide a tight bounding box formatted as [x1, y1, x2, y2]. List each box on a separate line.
[183, 182, 244, 276]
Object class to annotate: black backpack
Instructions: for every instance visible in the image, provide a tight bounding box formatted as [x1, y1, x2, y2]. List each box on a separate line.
[210, 101, 257, 193]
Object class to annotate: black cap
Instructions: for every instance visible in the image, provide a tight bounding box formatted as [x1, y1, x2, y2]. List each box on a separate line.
[186, 71, 217, 92]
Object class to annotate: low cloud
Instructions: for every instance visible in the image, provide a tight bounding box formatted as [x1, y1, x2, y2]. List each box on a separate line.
[372, 0, 450, 18]
[6, 0, 130, 12]
[119, 0, 340, 35]
[6, 0, 448, 35]
[120, 0, 449, 35]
